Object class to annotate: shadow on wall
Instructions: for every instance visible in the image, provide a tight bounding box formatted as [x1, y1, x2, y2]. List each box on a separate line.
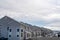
[0, 37, 8, 40]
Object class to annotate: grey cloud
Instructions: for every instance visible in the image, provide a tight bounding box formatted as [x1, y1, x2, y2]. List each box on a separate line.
[0, 0, 60, 30]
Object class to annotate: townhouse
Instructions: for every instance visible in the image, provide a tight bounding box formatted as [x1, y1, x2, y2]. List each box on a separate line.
[0, 16, 42, 40]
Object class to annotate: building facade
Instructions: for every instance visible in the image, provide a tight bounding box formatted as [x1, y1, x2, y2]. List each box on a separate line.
[0, 16, 42, 40]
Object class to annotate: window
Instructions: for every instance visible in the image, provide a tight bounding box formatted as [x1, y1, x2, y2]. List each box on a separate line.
[27, 33, 30, 37]
[32, 32, 34, 37]
[7, 27, 9, 30]
[21, 33, 23, 37]
[9, 35, 11, 37]
[21, 29, 23, 32]
[17, 35, 19, 37]
[17, 29, 19, 32]
[21, 29, 24, 37]
[10, 29, 12, 32]
[25, 26, 26, 29]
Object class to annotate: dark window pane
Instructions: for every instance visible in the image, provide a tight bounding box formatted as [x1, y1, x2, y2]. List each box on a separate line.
[17, 29, 19, 32]
[17, 35, 19, 37]
[10, 29, 11, 32]
[7, 27, 9, 30]
[9, 35, 11, 37]
[32, 32, 34, 37]
[21, 29, 23, 32]
[21, 33, 23, 37]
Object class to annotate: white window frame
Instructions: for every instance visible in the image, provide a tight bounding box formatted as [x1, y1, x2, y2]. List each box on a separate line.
[20, 28, 24, 38]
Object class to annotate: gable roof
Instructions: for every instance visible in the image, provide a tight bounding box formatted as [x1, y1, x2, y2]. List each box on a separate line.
[0, 16, 20, 26]
[0, 16, 52, 33]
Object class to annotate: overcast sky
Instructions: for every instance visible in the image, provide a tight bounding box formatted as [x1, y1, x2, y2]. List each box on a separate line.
[0, 0, 60, 30]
